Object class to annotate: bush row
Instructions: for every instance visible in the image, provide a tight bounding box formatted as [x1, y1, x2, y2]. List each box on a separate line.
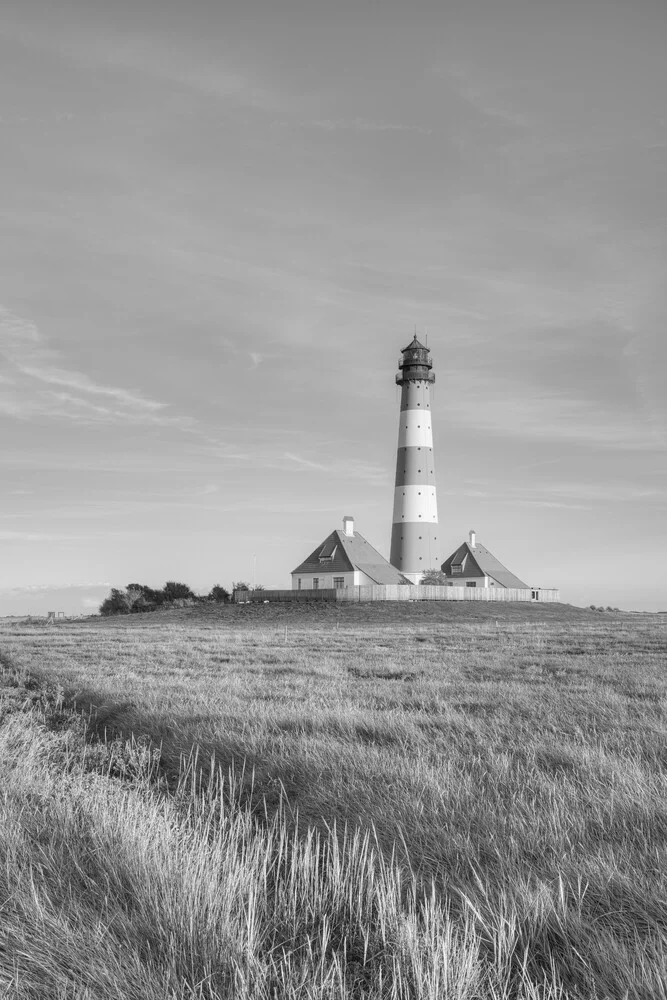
[99, 581, 258, 616]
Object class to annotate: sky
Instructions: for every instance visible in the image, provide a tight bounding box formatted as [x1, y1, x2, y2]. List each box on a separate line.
[1, 0, 666, 615]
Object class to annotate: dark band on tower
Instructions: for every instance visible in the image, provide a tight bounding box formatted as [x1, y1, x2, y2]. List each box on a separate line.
[389, 335, 440, 582]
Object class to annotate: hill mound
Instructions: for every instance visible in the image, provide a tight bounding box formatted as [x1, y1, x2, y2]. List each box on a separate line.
[88, 599, 611, 630]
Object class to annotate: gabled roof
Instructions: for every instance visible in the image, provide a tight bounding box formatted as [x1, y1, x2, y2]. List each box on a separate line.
[292, 531, 353, 575]
[441, 540, 529, 589]
[401, 334, 429, 353]
[292, 529, 412, 585]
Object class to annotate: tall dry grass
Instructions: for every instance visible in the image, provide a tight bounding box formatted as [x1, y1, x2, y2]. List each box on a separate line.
[1, 605, 665, 998]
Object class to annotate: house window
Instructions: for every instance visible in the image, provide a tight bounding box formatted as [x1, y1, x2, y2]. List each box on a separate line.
[466, 581, 476, 588]
[297, 578, 302, 590]
[532, 590, 539, 600]
[452, 565, 463, 575]
[313, 578, 319, 590]
[333, 577, 345, 589]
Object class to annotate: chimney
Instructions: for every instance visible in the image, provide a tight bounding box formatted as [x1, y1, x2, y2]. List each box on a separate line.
[469, 529, 476, 549]
[343, 516, 355, 537]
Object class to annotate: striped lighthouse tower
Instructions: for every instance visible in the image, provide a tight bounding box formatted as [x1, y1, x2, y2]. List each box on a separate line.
[390, 335, 441, 583]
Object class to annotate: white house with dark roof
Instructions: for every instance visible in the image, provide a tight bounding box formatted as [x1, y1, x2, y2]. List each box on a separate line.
[291, 516, 411, 591]
[440, 530, 529, 590]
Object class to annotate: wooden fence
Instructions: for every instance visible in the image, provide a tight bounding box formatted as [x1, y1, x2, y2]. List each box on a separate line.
[234, 586, 559, 604]
[233, 589, 337, 603]
[335, 586, 559, 602]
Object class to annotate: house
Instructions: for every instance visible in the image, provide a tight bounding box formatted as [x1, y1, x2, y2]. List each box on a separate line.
[291, 516, 412, 591]
[440, 530, 529, 589]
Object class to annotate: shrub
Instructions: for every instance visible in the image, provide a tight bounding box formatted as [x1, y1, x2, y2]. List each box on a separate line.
[162, 581, 195, 601]
[208, 585, 230, 603]
[99, 589, 131, 616]
[136, 585, 167, 607]
[124, 587, 153, 613]
[420, 569, 448, 585]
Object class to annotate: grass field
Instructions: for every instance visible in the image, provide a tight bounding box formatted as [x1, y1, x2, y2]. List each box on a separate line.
[1, 601, 665, 999]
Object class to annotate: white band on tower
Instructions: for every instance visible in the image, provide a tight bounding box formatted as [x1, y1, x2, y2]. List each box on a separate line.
[392, 485, 438, 523]
[397, 412, 433, 449]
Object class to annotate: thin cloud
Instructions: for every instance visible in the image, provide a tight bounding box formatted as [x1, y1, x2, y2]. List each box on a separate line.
[515, 500, 593, 511]
[19, 366, 165, 412]
[522, 482, 665, 503]
[0, 531, 84, 541]
[282, 451, 389, 486]
[0, 305, 193, 429]
[3, 16, 290, 117]
[0, 582, 111, 594]
[284, 452, 328, 471]
[433, 62, 533, 129]
[443, 369, 665, 452]
[214, 501, 344, 514]
[306, 117, 433, 135]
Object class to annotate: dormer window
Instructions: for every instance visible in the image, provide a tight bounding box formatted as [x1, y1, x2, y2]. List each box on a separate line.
[451, 565, 463, 575]
[318, 541, 337, 563]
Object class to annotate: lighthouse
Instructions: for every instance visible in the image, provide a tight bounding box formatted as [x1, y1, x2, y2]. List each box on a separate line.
[389, 335, 441, 583]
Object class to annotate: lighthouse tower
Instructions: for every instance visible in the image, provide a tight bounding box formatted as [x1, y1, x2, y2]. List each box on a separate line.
[390, 335, 441, 583]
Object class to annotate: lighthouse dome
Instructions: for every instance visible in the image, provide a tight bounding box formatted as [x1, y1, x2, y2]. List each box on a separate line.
[396, 334, 434, 385]
[401, 334, 429, 354]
